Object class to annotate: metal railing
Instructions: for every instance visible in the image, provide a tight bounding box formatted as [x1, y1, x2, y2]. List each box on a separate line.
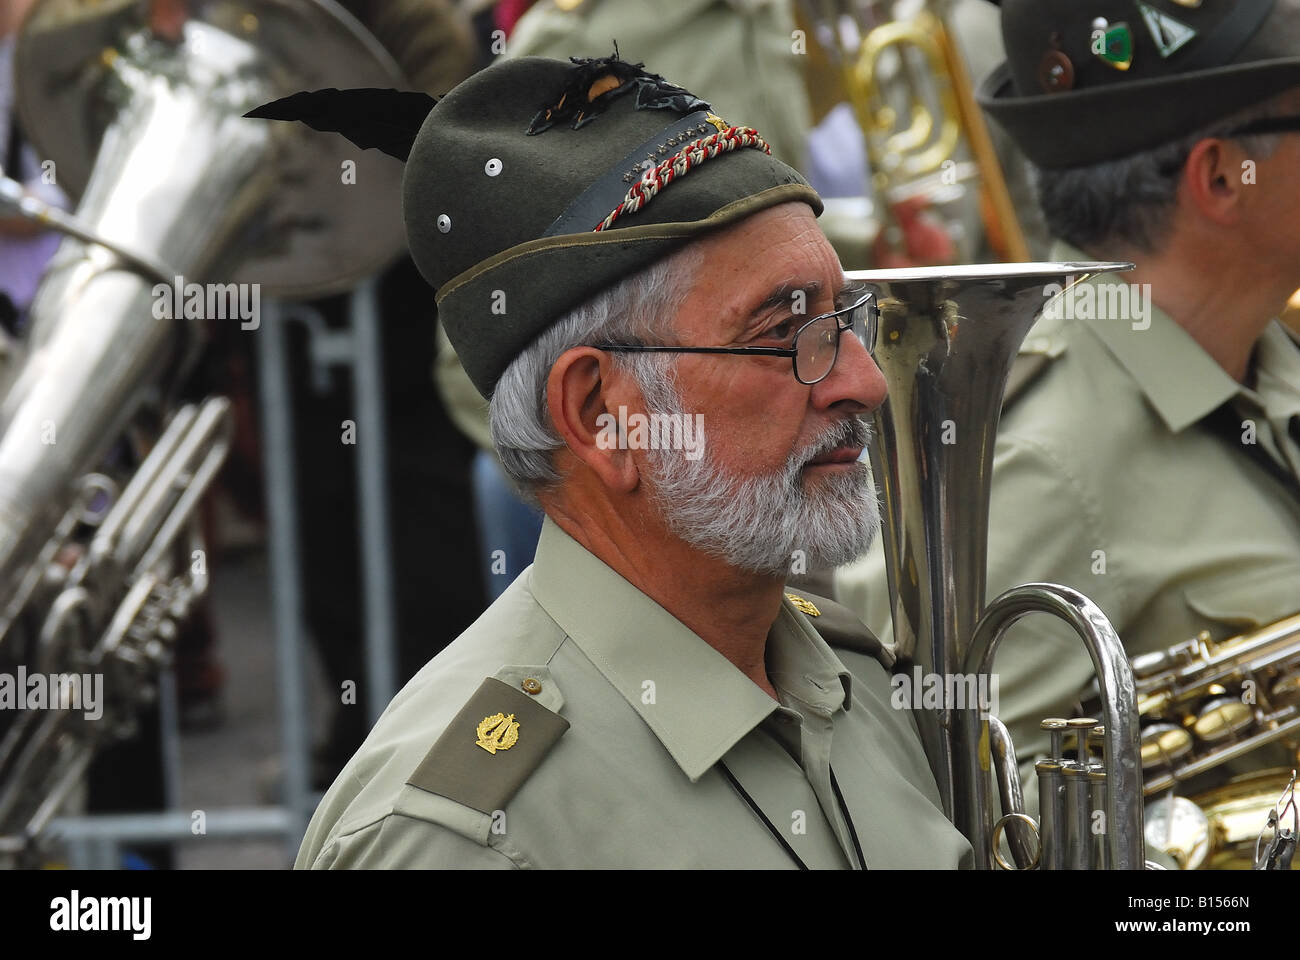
[43, 280, 398, 867]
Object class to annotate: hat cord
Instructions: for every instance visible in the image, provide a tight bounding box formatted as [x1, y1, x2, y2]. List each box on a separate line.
[594, 124, 771, 232]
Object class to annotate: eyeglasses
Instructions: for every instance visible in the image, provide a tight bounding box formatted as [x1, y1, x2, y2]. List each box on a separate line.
[591, 284, 878, 385]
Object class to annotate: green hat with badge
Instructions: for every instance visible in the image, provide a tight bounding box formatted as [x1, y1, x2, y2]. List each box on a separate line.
[247, 54, 821, 397]
[978, 0, 1300, 169]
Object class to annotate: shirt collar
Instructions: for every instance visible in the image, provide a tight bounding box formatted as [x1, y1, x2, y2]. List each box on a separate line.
[1255, 320, 1300, 420]
[528, 517, 851, 781]
[768, 602, 853, 717]
[1049, 240, 1239, 434]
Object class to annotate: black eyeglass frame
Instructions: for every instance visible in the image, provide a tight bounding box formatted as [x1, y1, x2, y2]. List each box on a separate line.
[591, 286, 878, 386]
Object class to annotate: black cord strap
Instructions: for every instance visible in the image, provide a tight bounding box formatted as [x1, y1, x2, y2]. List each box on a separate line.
[717, 759, 808, 870]
[830, 767, 868, 870]
[716, 759, 867, 870]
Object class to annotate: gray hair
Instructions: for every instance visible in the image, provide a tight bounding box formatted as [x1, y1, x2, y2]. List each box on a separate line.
[1034, 93, 1293, 254]
[488, 243, 702, 500]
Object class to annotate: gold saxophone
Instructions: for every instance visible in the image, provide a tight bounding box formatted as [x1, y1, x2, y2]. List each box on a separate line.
[799, 0, 1030, 263]
[1100, 614, 1300, 869]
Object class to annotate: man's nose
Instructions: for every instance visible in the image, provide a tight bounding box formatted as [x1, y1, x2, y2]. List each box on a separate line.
[811, 327, 887, 412]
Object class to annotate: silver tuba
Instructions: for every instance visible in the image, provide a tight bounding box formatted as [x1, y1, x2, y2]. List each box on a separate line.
[849, 263, 1147, 869]
[0, 0, 407, 860]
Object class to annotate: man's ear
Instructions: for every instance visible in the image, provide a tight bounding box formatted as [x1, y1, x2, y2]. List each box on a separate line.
[546, 347, 641, 494]
[1182, 138, 1249, 228]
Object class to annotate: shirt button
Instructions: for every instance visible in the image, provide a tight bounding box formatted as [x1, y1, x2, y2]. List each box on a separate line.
[521, 677, 543, 696]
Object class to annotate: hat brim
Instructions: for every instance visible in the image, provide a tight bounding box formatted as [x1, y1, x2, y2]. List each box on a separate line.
[978, 58, 1300, 169]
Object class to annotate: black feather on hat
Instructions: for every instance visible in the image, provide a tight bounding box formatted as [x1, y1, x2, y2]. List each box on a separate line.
[245, 88, 438, 161]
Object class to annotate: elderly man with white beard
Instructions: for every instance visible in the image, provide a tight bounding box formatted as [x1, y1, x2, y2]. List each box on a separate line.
[255, 54, 971, 869]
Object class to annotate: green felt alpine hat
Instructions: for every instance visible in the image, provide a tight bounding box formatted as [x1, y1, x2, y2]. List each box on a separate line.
[978, 0, 1300, 169]
[247, 54, 821, 397]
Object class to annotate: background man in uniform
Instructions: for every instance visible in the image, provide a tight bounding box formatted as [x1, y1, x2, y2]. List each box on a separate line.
[255, 53, 971, 868]
[838, 0, 1300, 832]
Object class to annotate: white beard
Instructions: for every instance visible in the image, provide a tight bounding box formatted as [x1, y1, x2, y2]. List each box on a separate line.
[638, 379, 881, 577]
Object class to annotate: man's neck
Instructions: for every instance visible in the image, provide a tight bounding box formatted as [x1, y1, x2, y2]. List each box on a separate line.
[1085, 240, 1288, 384]
[545, 500, 786, 700]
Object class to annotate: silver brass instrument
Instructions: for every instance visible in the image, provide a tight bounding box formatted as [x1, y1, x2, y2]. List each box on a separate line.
[0, 0, 407, 863]
[851, 262, 1147, 869]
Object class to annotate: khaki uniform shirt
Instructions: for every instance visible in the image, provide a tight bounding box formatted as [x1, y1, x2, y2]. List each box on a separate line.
[297, 519, 970, 868]
[837, 243, 1300, 771]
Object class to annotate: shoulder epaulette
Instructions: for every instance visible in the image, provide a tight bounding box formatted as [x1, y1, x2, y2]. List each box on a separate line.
[785, 590, 895, 670]
[405, 676, 569, 815]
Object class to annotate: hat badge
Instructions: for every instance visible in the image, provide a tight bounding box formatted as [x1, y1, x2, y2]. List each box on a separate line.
[1135, 1, 1199, 58]
[526, 52, 711, 135]
[1037, 32, 1075, 93]
[475, 712, 521, 754]
[1091, 17, 1134, 71]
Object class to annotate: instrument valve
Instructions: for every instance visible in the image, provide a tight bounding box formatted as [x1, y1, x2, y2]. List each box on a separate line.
[1041, 718, 1069, 760]
[1067, 717, 1099, 763]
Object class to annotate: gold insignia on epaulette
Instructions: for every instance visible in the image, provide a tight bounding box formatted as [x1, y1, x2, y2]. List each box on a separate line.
[705, 112, 728, 133]
[786, 593, 821, 617]
[475, 712, 521, 754]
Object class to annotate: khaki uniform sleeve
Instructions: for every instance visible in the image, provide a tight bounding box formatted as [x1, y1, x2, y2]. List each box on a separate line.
[306, 815, 520, 869]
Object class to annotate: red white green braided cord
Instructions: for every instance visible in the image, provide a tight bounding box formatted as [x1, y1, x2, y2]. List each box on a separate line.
[593, 125, 772, 232]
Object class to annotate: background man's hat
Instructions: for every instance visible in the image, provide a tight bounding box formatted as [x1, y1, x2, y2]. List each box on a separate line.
[247, 55, 820, 397]
[978, 0, 1300, 169]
